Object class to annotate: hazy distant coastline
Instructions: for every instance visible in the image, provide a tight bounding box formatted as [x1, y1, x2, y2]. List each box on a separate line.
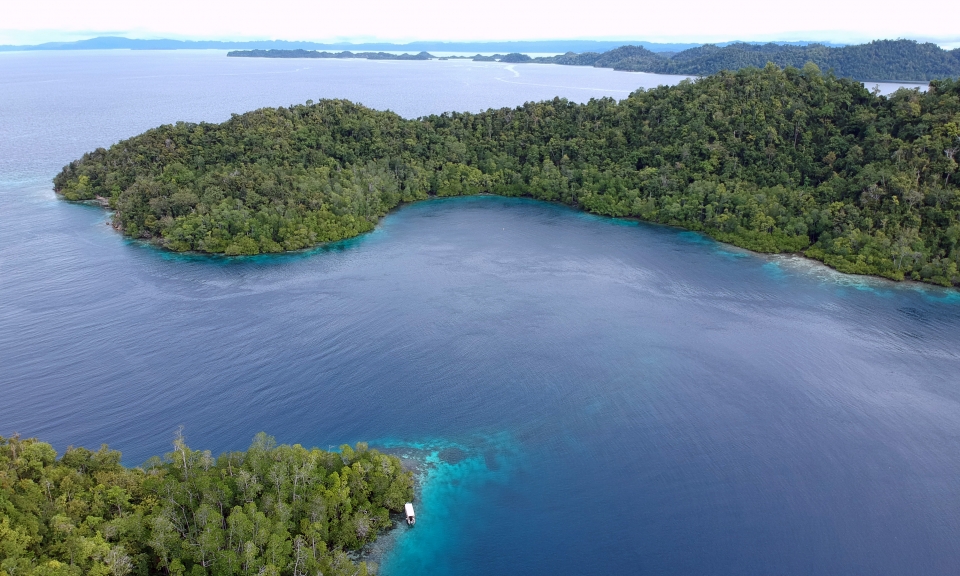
[228, 39, 960, 83]
[227, 48, 434, 61]
[0, 35, 844, 54]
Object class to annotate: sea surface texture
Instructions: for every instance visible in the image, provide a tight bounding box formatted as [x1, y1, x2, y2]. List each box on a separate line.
[0, 51, 956, 575]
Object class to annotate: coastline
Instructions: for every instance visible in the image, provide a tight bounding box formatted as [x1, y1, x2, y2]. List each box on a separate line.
[61, 190, 960, 293]
[223, 41, 957, 84]
[358, 435, 519, 575]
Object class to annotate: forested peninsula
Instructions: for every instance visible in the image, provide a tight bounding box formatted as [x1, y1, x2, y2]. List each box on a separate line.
[56, 65, 960, 287]
[229, 39, 960, 82]
[0, 433, 414, 576]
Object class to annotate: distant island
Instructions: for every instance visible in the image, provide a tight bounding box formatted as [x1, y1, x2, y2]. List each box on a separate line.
[0, 433, 413, 576]
[230, 39, 960, 82]
[0, 36, 703, 54]
[56, 66, 960, 287]
[227, 49, 434, 60]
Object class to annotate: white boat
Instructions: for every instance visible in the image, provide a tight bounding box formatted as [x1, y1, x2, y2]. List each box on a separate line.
[404, 502, 416, 526]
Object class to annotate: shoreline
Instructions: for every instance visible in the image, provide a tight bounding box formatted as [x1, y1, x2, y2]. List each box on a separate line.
[357, 435, 519, 575]
[223, 44, 951, 85]
[351, 452, 426, 571]
[63, 191, 960, 293]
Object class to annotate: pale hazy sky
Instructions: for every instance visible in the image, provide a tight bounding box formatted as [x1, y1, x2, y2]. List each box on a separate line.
[2, 0, 959, 46]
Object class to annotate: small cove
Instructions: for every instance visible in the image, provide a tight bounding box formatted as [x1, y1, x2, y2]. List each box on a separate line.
[2, 51, 959, 575]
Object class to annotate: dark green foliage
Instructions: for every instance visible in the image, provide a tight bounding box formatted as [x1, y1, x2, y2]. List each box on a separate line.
[0, 433, 413, 576]
[534, 39, 960, 81]
[56, 66, 960, 286]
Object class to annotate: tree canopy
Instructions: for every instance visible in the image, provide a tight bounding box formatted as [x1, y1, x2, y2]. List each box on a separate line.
[55, 65, 960, 286]
[0, 433, 414, 576]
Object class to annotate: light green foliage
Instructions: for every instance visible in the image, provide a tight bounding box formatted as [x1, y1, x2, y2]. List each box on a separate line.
[0, 433, 413, 576]
[56, 69, 960, 286]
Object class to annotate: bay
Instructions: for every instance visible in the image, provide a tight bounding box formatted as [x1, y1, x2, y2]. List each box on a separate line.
[0, 50, 957, 575]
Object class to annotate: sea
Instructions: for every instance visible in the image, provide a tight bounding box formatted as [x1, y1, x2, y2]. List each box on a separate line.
[0, 50, 956, 575]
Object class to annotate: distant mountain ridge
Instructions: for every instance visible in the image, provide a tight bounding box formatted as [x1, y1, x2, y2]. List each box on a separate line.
[0, 35, 845, 54]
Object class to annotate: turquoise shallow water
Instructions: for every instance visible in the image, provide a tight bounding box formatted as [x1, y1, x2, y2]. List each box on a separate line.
[370, 435, 521, 574]
[2, 52, 959, 575]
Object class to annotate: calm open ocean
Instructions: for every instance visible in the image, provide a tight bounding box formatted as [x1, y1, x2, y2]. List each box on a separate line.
[1, 51, 956, 575]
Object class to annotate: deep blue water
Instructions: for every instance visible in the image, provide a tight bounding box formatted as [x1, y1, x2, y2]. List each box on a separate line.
[2, 51, 959, 575]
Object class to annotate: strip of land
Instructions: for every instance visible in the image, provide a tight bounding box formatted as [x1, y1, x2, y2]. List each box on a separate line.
[227, 49, 434, 60]
[56, 66, 960, 287]
[229, 39, 960, 82]
[0, 36, 702, 53]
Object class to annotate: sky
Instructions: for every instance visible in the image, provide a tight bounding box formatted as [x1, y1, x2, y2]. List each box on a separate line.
[2, 0, 959, 47]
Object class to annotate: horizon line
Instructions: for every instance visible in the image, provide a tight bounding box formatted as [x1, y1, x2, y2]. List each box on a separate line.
[4, 34, 958, 49]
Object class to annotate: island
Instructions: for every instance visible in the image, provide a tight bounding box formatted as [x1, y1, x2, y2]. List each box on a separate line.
[229, 39, 960, 82]
[534, 39, 960, 82]
[0, 433, 414, 576]
[55, 65, 960, 287]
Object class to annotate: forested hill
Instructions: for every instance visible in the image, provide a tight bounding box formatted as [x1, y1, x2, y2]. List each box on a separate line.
[0, 433, 414, 575]
[56, 66, 960, 287]
[535, 39, 960, 82]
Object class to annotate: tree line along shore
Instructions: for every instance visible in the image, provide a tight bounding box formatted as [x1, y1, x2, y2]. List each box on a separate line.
[228, 39, 960, 82]
[56, 65, 960, 287]
[0, 433, 414, 576]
